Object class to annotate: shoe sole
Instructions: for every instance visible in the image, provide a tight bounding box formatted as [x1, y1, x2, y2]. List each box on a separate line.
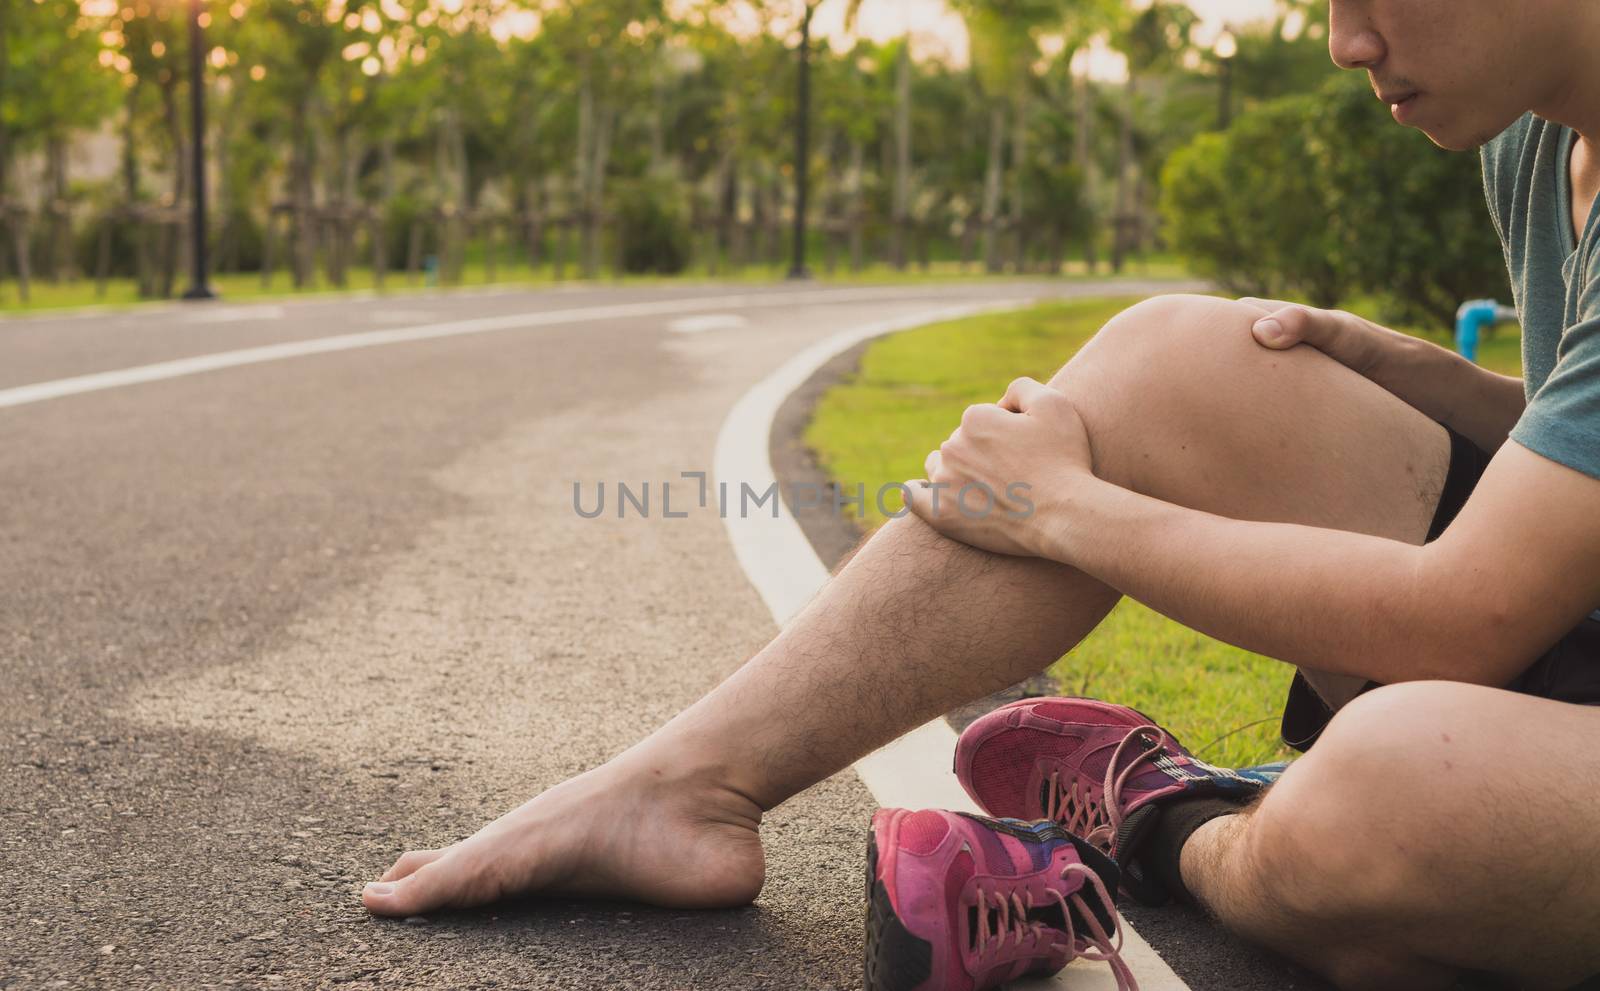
[862, 819, 934, 991]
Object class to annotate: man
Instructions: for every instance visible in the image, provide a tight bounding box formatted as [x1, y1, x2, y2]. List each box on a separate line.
[363, 1, 1600, 986]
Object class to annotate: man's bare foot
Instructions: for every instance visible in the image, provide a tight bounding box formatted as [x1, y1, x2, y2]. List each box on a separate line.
[362, 755, 766, 917]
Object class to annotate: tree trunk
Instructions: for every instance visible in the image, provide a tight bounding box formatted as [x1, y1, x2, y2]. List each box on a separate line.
[1075, 71, 1097, 273]
[576, 55, 596, 279]
[406, 219, 424, 283]
[1112, 75, 1135, 274]
[715, 149, 737, 274]
[649, 66, 666, 174]
[451, 106, 469, 282]
[45, 135, 70, 281]
[981, 102, 1006, 274]
[370, 211, 385, 290]
[160, 79, 188, 297]
[588, 106, 613, 278]
[890, 41, 911, 270]
[374, 135, 395, 288]
[848, 140, 865, 273]
[214, 84, 235, 274]
[260, 210, 276, 288]
[523, 176, 545, 269]
[291, 98, 317, 289]
[120, 85, 140, 201]
[6, 212, 30, 303]
[96, 214, 113, 297]
[1008, 88, 1028, 273]
[1129, 161, 1145, 267]
[0, 0, 8, 201]
[0, 0, 10, 303]
[555, 213, 571, 280]
[484, 215, 497, 282]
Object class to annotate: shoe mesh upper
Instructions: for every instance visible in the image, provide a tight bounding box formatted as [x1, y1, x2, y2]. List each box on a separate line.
[901, 809, 952, 856]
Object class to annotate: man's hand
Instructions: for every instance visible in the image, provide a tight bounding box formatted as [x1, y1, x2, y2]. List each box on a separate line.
[1239, 295, 1525, 455]
[904, 376, 1092, 559]
[1239, 297, 1386, 377]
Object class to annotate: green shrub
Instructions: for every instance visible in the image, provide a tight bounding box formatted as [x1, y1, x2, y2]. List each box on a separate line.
[382, 193, 439, 271]
[1161, 73, 1509, 328]
[616, 177, 691, 275]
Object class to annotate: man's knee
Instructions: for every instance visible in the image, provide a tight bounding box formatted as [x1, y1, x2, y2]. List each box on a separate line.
[1048, 293, 1272, 390]
[1312, 680, 1489, 801]
[1250, 682, 1481, 913]
[1234, 683, 1504, 988]
[1046, 294, 1335, 482]
[1041, 293, 1443, 540]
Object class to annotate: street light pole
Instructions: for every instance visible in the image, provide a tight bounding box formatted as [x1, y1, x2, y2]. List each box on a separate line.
[787, 1, 813, 281]
[182, 0, 216, 300]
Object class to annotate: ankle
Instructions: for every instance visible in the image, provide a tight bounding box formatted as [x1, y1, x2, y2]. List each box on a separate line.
[605, 746, 766, 830]
[1127, 796, 1244, 906]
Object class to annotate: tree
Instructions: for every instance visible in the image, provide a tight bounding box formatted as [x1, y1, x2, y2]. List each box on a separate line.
[0, 0, 120, 296]
[1107, 0, 1195, 272]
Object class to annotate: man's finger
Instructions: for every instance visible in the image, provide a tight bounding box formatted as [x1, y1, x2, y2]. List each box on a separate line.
[999, 376, 1054, 413]
[902, 479, 933, 522]
[923, 448, 943, 479]
[1237, 296, 1297, 314]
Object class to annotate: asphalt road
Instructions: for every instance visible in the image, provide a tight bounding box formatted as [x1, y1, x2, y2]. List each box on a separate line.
[1, 279, 1194, 991]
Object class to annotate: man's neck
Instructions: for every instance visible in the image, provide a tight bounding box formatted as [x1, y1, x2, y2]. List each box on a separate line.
[1534, 16, 1600, 147]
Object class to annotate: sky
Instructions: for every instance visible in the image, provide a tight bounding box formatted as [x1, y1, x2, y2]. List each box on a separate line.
[807, 0, 1286, 80]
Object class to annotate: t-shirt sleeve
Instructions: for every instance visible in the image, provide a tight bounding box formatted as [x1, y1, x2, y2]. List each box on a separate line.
[1510, 294, 1600, 481]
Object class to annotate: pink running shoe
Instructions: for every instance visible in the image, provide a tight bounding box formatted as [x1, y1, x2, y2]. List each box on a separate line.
[954, 697, 1281, 904]
[864, 807, 1135, 991]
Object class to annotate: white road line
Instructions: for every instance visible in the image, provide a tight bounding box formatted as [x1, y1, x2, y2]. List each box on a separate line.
[179, 304, 286, 324]
[0, 286, 954, 411]
[713, 300, 1193, 991]
[667, 314, 749, 334]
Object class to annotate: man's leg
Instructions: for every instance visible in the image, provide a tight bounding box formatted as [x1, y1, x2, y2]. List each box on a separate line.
[363, 294, 1450, 916]
[1182, 681, 1600, 989]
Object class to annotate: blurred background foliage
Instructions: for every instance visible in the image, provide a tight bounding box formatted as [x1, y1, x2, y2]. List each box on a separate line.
[0, 0, 1506, 326]
[1161, 71, 1511, 329]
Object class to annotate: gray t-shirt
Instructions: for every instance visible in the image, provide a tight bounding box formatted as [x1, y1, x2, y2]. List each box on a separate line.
[1480, 113, 1600, 480]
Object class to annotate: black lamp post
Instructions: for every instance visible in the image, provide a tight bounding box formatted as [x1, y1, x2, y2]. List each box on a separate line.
[182, 0, 215, 300]
[787, 1, 813, 281]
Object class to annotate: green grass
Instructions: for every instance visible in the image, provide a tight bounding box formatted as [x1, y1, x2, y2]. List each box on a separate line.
[803, 297, 1524, 768]
[0, 253, 1190, 315]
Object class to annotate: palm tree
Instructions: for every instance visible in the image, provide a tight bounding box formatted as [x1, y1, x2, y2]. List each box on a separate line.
[1108, 1, 1195, 271]
[844, 1, 916, 270]
[953, 0, 1110, 272]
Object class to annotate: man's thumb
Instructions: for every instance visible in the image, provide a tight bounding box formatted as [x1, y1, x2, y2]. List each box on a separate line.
[1251, 308, 1302, 348]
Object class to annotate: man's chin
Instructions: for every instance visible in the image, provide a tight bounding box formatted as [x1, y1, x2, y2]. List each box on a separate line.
[1413, 121, 1494, 152]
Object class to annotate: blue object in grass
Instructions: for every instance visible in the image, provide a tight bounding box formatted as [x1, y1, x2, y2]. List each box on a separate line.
[1454, 298, 1518, 363]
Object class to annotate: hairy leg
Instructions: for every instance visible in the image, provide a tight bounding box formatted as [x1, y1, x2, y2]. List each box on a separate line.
[364, 294, 1450, 916]
[1182, 681, 1600, 990]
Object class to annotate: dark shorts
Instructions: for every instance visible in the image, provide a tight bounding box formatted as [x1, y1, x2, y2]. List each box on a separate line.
[1281, 423, 1600, 752]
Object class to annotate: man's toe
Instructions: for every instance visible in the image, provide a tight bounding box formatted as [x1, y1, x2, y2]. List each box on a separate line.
[363, 860, 460, 917]
[379, 848, 445, 883]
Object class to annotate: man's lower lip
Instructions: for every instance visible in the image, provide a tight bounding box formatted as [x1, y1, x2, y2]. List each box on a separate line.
[1390, 94, 1420, 122]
